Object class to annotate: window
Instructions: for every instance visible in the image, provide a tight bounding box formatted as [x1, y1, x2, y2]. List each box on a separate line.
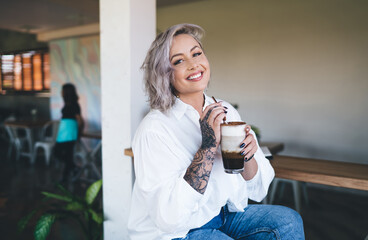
[0, 49, 50, 94]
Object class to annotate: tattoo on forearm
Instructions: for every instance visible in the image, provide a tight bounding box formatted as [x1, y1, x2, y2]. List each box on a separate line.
[199, 109, 216, 149]
[184, 107, 218, 194]
[184, 149, 215, 194]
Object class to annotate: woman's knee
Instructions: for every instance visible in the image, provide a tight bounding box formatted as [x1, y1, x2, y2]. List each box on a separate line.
[273, 205, 304, 239]
[283, 206, 303, 227]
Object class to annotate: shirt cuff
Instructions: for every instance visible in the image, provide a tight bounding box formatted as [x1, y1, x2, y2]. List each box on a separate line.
[245, 166, 261, 190]
[176, 171, 203, 212]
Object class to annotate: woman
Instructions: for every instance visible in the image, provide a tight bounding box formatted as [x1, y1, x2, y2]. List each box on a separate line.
[54, 83, 84, 182]
[128, 23, 304, 240]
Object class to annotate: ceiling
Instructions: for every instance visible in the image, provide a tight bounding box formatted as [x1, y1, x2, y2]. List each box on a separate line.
[0, 0, 205, 34]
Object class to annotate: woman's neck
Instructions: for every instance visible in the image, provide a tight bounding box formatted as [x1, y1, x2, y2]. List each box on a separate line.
[179, 92, 205, 114]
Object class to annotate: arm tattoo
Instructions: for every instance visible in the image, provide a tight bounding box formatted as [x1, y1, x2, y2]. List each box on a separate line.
[199, 108, 216, 149]
[184, 149, 215, 194]
[183, 108, 218, 194]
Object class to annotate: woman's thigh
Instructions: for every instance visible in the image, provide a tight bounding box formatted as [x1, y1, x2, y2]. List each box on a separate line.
[220, 204, 305, 240]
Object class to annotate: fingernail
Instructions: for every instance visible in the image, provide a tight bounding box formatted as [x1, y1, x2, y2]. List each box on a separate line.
[244, 157, 248, 161]
[224, 106, 228, 109]
[240, 143, 245, 148]
[246, 128, 250, 132]
[224, 110, 228, 113]
[240, 151, 245, 156]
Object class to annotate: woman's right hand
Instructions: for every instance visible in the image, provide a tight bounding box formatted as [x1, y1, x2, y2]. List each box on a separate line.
[199, 102, 227, 150]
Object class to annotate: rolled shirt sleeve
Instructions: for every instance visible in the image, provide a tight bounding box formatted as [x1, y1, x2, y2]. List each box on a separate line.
[234, 130, 275, 210]
[133, 127, 204, 233]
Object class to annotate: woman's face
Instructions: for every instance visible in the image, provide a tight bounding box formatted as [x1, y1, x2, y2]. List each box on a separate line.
[169, 34, 210, 99]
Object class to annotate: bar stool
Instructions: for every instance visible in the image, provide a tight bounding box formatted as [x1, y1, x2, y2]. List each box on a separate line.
[268, 178, 309, 212]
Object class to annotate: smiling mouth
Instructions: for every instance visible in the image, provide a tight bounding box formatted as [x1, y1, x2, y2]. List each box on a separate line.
[187, 72, 203, 81]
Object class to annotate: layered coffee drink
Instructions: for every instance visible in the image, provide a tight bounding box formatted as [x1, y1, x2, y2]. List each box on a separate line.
[220, 121, 246, 174]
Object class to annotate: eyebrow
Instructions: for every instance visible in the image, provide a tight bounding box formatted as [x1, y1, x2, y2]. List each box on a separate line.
[170, 45, 200, 61]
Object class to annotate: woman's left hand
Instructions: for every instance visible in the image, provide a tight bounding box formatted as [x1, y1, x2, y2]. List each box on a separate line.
[239, 125, 258, 162]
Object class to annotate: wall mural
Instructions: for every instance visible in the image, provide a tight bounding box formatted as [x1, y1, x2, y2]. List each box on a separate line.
[49, 35, 101, 132]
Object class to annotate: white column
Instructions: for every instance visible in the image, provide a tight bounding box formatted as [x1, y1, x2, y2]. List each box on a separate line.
[100, 0, 155, 239]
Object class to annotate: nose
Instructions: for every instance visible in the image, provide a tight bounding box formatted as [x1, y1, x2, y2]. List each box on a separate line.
[187, 58, 199, 70]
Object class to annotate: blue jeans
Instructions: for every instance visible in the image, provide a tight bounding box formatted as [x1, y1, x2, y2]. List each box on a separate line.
[173, 204, 304, 240]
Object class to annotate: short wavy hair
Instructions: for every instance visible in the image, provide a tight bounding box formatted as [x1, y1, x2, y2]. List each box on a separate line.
[142, 23, 205, 112]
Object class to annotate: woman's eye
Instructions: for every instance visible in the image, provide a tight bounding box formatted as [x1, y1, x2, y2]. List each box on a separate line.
[193, 52, 202, 57]
[173, 59, 183, 65]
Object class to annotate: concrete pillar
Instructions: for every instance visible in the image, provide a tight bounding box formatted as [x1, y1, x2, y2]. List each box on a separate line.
[100, 0, 155, 238]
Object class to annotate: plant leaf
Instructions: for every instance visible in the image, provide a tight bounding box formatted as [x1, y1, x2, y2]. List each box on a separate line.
[85, 180, 102, 205]
[88, 209, 103, 224]
[65, 201, 85, 211]
[55, 183, 73, 198]
[17, 209, 37, 233]
[42, 192, 72, 202]
[34, 213, 56, 240]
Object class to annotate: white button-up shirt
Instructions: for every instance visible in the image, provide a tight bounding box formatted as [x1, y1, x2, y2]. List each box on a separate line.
[128, 95, 275, 240]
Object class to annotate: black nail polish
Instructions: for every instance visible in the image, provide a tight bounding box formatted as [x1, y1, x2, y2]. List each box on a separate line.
[224, 106, 228, 109]
[244, 157, 248, 161]
[240, 151, 245, 156]
[240, 143, 245, 148]
[224, 110, 228, 113]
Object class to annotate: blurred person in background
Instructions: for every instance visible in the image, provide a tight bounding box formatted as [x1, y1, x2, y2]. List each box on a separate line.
[54, 83, 84, 183]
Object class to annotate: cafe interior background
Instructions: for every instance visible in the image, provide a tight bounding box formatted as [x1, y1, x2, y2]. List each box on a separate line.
[0, 0, 367, 239]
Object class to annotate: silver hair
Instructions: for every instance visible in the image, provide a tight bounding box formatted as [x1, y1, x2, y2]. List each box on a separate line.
[142, 23, 205, 112]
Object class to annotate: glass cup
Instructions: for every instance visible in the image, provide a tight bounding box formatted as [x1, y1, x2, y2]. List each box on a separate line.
[220, 121, 246, 174]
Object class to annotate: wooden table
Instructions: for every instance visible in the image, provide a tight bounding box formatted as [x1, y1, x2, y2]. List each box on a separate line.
[4, 119, 49, 128]
[81, 131, 102, 158]
[82, 131, 101, 139]
[271, 155, 368, 191]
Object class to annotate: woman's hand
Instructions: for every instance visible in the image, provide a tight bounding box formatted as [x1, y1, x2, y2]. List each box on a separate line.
[240, 125, 258, 162]
[199, 102, 227, 150]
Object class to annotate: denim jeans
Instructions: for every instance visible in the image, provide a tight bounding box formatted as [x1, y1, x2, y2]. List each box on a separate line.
[173, 204, 305, 240]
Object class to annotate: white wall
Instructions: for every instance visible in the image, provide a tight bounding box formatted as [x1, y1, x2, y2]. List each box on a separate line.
[158, 0, 368, 164]
[100, 0, 155, 239]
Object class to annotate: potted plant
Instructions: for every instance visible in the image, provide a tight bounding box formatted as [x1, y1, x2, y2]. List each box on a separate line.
[18, 179, 103, 240]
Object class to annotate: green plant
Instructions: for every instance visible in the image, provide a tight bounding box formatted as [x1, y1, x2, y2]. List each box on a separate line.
[18, 180, 103, 240]
[250, 125, 261, 141]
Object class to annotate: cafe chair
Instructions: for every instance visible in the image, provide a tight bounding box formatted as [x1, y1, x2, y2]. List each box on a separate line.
[5, 125, 33, 162]
[32, 120, 60, 166]
[5, 125, 20, 161]
[74, 141, 88, 168]
[73, 138, 102, 182]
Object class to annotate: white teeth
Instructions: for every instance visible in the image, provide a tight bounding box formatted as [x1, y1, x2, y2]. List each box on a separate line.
[188, 72, 201, 80]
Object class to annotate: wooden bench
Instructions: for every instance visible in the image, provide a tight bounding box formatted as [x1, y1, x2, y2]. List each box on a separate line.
[271, 155, 368, 191]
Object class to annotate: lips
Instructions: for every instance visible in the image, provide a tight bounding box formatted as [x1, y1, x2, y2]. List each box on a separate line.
[186, 71, 203, 81]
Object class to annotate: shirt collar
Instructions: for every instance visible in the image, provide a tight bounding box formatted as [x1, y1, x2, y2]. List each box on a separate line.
[203, 94, 214, 110]
[171, 94, 215, 120]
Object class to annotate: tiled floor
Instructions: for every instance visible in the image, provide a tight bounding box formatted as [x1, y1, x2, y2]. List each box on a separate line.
[266, 182, 368, 239]
[0, 137, 100, 240]
[0, 137, 367, 240]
